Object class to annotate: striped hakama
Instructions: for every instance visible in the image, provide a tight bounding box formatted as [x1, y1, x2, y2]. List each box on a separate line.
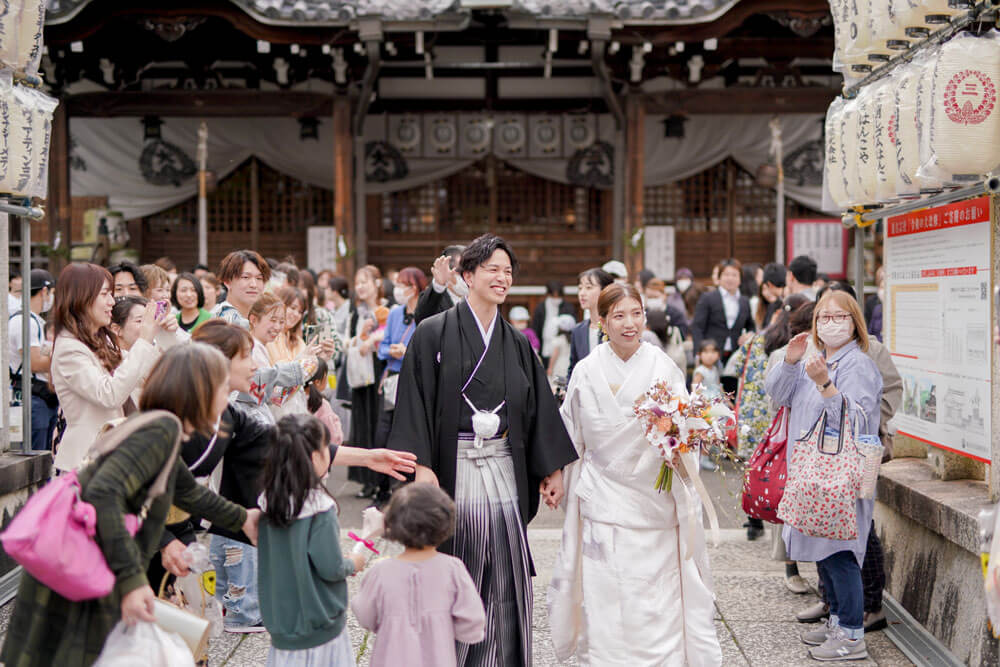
[453, 433, 532, 667]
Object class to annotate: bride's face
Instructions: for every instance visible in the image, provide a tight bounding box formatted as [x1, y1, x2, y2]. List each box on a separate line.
[601, 297, 645, 350]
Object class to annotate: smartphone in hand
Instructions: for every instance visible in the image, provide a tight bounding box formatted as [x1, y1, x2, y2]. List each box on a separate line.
[155, 300, 169, 319]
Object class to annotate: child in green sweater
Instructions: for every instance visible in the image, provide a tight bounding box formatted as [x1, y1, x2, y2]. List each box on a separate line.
[257, 414, 367, 665]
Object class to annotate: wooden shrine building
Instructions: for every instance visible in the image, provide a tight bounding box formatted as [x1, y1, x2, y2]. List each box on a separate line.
[35, 0, 839, 285]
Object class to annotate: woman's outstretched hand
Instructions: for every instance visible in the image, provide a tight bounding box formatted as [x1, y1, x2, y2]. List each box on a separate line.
[367, 449, 418, 480]
[785, 332, 810, 365]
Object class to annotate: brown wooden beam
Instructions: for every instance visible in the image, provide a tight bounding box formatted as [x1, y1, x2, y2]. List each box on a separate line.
[46, 101, 71, 274]
[642, 86, 837, 115]
[332, 95, 355, 278]
[624, 94, 645, 275]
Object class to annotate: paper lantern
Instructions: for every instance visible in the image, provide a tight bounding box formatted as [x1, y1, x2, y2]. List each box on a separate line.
[0, 85, 39, 197]
[915, 55, 944, 191]
[30, 91, 58, 199]
[922, 0, 971, 26]
[855, 89, 880, 204]
[825, 98, 850, 208]
[841, 0, 885, 68]
[873, 81, 900, 202]
[871, 0, 911, 52]
[840, 98, 865, 205]
[16, 0, 46, 76]
[922, 32, 1000, 183]
[893, 61, 922, 196]
[895, 0, 935, 39]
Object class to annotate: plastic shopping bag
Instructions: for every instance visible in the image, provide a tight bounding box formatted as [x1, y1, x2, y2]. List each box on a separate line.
[93, 621, 195, 667]
[169, 543, 223, 639]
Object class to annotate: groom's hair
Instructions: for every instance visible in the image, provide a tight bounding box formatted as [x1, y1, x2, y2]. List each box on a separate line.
[459, 234, 519, 277]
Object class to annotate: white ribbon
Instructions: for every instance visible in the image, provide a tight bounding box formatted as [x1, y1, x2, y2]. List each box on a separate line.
[676, 450, 722, 560]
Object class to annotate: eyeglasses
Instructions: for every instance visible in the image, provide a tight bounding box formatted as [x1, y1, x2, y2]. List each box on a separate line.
[817, 313, 851, 325]
[238, 273, 265, 284]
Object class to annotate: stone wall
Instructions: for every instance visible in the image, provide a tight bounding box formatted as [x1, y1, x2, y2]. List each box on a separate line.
[876, 458, 999, 666]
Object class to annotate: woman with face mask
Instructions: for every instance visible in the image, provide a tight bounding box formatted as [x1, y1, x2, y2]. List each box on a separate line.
[370, 267, 428, 508]
[765, 290, 883, 662]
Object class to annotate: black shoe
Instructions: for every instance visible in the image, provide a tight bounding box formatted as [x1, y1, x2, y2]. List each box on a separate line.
[743, 520, 764, 541]
[355, 484, 376, 499]
[371, 491, 392, 510]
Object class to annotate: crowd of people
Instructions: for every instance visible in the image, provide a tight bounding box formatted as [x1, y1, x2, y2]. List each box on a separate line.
[2, 237, 896, 665]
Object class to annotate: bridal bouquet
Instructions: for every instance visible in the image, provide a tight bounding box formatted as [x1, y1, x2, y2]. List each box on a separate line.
[633, 381, 734, 492]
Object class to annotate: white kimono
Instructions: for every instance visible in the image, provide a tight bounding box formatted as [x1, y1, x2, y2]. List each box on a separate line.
[548, 342, 722, 667]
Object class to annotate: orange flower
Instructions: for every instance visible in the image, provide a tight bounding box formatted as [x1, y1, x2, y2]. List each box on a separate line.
[655, 415, 673, 432]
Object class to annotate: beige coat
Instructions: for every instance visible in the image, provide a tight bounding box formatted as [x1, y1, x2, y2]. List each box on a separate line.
[50, 332, 158, 471]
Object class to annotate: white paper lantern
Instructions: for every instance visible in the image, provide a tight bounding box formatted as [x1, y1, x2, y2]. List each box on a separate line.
[873, 81, 900, 202]
[16, 0, 46, 76]
[915, 55, 944, 191]
[922, 0, 971, 26]
[0, 72, 11, 191]
[856, 89, 880, 204]
[895, 0, 935, 39]
[0, 85, 39, 197]
[30, 91, 59, 199]
[894, 61, 922, 195]
[840, 98, 865, 205]
[825, 98, 850, 208]
[922, 31, 1000, 183]
[870, 0, 911, 52]
[842, 0, 885, 68]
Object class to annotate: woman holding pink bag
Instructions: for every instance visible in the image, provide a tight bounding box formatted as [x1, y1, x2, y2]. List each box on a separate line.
[765, 290, 882, 662]
[1, 344, 262, 667]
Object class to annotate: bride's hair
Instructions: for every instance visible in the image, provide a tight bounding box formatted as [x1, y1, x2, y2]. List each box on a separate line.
[596, 283, 643, 320]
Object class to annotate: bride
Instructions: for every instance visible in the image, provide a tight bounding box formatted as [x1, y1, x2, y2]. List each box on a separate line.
[548, 283, 721, 666]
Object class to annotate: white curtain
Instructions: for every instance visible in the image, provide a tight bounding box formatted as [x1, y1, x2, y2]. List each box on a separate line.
[69, 113, 826, 221]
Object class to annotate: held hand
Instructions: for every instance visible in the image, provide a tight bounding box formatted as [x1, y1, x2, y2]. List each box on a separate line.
[120, 585, 156, 626]
[160, 539, 190, 577]
[160, 313, 178, 333]
[785, 332, 810, 365]
[139, 302, 160, 343]
[431, 255, 452, 286]
[319, 337, 338, 358]
[359, 340, 373, 356]
[541, 469, 565, 509]
[360, 318, 375, 336]
[804, 353, 830, 386]
[366, 448, 418, 480]
[350, 553, 367, 574]
[242, 508, 261, 546]
[389, 343, 406, 360]
[414, 465, 439, 486]
[306, 343, 324, 358]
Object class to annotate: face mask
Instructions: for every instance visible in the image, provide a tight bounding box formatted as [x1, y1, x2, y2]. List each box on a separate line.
[676, 279, 691, 293]
[393, 286, 412, 305]
[42, 294, 54, 312]
[451, 277, 470, 298]
[817, 320, 854, 349]
[646, 298, 666, 310]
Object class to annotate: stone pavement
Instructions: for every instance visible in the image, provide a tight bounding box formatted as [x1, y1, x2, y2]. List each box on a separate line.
[0, 461, 915, 666]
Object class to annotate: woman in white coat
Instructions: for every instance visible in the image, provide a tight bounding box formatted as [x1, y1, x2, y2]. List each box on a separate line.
[549, 282, 721, 667]
[50, 263, 162, 471]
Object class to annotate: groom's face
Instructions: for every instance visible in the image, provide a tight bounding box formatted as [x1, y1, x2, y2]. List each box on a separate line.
[465, 249, 513, 305]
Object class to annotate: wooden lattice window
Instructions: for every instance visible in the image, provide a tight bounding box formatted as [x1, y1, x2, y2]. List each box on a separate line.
[379, 158, 604, 235]
[644, 158, 822, 232]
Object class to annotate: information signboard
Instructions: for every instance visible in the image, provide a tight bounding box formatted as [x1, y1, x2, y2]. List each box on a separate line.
[643, 225, 676, 281]
[307, 226, 339, 273]
[786, 219, 849, 279]
[883, 196, 993, 462]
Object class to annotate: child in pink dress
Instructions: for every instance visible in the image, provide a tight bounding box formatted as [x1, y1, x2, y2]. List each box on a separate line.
[306, 358, 344, 445]
[351, 483, 486, 667]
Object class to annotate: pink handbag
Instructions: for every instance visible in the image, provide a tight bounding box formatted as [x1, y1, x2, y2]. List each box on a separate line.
[1, 412, 182, 601]
[777, 397, 863, 541]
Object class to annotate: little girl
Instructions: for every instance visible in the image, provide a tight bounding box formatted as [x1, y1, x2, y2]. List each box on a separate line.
[258, 414, 365, 665]
[306, 358, 344, 447]
[351, 483, 486, 667]
[692, 339, 724, 398]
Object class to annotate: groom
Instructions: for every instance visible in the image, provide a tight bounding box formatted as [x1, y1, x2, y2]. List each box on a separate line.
[389, 234, 577, 666]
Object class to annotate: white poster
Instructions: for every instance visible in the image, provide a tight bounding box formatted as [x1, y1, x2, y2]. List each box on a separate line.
[883, 196, 993, 462]
[644, 225, 676, 281]
[307, 227, 338, 272]
[787, 219, 848, 278]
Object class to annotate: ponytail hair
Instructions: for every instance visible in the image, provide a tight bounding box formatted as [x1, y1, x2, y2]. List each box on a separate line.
[261, 414, 331, 528]
[306, 357, 329, 414]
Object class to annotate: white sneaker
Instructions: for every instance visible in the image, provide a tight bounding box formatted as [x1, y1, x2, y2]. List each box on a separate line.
[785, 574, 810, 594]
[808, 627, 868, 661]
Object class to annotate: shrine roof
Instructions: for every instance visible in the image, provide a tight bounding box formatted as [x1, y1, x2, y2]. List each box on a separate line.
[46, 0, 742, 26]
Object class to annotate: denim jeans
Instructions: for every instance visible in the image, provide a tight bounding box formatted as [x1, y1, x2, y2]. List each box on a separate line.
[817, 550, 864, 639]
[209, 534, 262, 628]
[30, 396, 57, 451]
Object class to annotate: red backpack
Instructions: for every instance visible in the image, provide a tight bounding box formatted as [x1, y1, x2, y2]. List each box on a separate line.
[741, 407, 789, 524]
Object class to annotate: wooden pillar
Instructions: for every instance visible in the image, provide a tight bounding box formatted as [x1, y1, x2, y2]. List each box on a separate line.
[250, 156, 260, 251]
[624, 94, 645, 274]
[47, 101, 71, 274]
[332, 95, 355, 277]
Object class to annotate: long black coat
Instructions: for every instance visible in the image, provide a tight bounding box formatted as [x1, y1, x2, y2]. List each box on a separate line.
[387, 304, 578, 530]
